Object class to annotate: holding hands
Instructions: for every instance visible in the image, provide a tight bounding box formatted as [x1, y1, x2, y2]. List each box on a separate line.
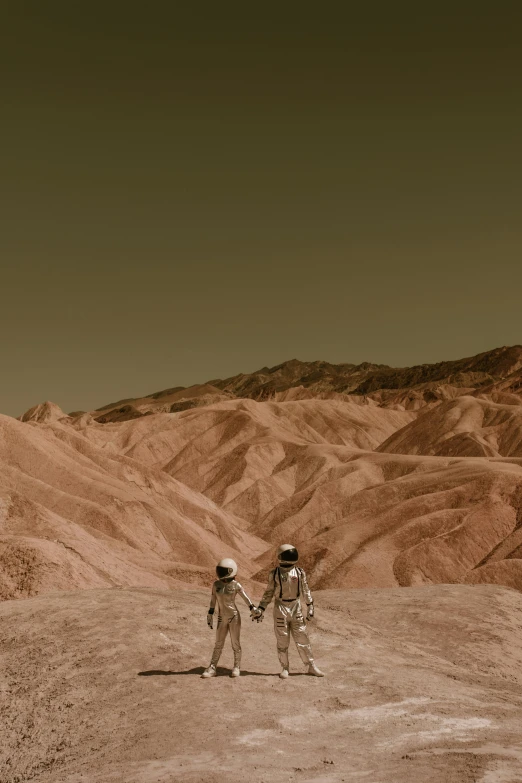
[250, 606, 264, 623]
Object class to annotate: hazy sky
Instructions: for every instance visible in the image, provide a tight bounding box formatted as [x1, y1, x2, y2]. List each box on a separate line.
[2, 5, 522, 416]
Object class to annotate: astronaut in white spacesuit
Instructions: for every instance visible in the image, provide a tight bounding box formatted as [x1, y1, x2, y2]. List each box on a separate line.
[201, 558, 255, 678]
[252, 544, 325, 679]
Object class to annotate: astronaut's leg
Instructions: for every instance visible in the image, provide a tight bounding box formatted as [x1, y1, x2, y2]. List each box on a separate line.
[210, 615, 229, 668]
[274, 603, 290, 670]
[229, 613, 242, 670]
[290, 605, 314, 666]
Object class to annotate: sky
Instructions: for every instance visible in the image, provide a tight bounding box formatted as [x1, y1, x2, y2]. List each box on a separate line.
[2, 4, 522, 416]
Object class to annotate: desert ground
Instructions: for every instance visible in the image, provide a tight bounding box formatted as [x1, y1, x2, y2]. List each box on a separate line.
[2, 585, 522, 783]
[2, 345, 522, 781]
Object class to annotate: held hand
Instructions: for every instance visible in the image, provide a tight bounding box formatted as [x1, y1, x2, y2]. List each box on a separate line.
[306, 604, 314, 622]
[250, 607, 264, 623]
[207, 612, 214, 630]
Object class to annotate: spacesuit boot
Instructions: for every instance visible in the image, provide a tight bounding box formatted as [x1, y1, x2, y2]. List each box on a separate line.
[307, 662, 325, 677]
[230, 650, 241, 677]
[201, 664, 217, 678]
[278, 643, 290, 678]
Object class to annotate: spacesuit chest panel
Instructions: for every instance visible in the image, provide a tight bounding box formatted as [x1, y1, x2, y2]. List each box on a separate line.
[214, 580, 240, 615]
[277, 567, 301, 601]
[216, 583, 236, 595]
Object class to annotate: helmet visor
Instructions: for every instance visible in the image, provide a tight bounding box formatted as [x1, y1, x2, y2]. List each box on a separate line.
[278, 547, 298, 563]
[216, 565, 235, 579]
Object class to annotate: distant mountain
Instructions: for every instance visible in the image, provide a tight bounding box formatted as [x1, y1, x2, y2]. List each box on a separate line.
[207, 359, 388, 398]
[88, 345, 522, 421]
[209, 345, 522, 398]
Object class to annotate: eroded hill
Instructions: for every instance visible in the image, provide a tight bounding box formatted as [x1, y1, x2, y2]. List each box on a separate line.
[4, 344, 522, 598]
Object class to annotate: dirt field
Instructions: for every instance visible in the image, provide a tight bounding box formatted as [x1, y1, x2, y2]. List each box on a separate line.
[2, 584, 522, 782]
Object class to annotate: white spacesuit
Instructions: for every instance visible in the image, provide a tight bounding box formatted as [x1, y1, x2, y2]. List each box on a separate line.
[254, 544, 324, 679]
[201, 558, 255, 679]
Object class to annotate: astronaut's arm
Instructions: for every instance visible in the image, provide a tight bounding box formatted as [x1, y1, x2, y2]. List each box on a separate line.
[301, 569, 313, 607]
[258, 570, 276, 611]
[207, 584, 217, 629]
[236, 583, 255, 611]
[208, 585, 216, 614]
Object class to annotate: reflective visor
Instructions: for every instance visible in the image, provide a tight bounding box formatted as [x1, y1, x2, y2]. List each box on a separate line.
[278, 548, 298, 563]
[216, 565, 234, 579]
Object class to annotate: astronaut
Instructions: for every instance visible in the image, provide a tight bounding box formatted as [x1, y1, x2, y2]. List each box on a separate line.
[252, 544, 325, 679]
[201, 558, 256, 678]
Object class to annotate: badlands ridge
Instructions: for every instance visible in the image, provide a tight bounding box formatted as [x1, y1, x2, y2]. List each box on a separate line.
[2, 344, 522, 599]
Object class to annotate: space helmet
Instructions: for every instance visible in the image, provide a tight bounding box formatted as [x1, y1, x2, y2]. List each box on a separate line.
[216, 558, 238, 581]
[276, 544, 298, 566]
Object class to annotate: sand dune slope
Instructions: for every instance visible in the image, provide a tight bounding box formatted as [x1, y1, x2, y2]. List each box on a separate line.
[1, 585, 522, 783]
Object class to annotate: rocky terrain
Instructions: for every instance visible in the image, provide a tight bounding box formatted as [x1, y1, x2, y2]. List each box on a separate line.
[2, 585, 522, 783]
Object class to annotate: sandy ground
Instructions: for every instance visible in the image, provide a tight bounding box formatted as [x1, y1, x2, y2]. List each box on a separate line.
[2, 584, 522, 783]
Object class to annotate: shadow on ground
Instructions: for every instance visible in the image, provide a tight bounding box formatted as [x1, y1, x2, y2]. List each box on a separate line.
[138, 667, 315, 677]
[138, 667, 275, 677]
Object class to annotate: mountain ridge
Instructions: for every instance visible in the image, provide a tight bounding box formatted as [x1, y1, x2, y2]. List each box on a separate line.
[3, 343, 522, 600]
[80, 345, 522, 421]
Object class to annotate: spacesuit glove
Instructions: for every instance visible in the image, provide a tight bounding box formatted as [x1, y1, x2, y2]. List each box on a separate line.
[250, 607, 264, 623]
[207, 610, 214, 629]
[306, 604, 314, 622]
